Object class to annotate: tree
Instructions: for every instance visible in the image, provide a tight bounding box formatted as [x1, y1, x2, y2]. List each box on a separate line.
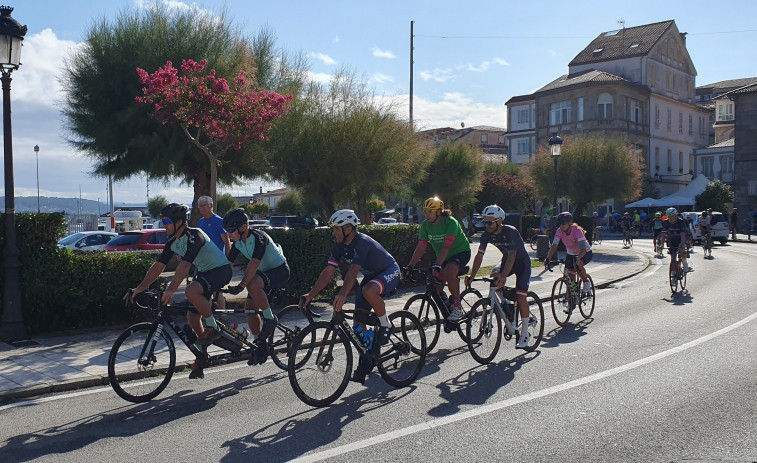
[695, 180, 733, 211]
[136, 59, 291, 206]
[147, 195, 168, 219]
[276, 191, 303, 215]
[413, 142, 484, 216]
[263, 68, 431, 223]
[249, 202, 270, 218]
[367, 199, 386, 217]
[477, 173, 536, 214]
[61, 5, 308, 223]
[215, 193, 238, 217]
[528, 135, 642, 215]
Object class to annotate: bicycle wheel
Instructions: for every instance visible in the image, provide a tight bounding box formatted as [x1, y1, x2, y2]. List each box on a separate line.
[460, 287, 483, 313]
[550, 278, 572, 326]
[270, 305, 315, 371]
[403, 294, 441, 352]
[628, 236, 633, 247]
[579, 275, 595, 319]
[466, 298, 502, 364]
[377, 311, 426, 387]
[679, 264, 687, 290]
[596, 229, 602, 245]
[515, 292, 545, 352]
[288, 321, 352, 408]
[529, 235, 538, 251]
[108, 322, 176, 403]
[669, 261, 679, 293]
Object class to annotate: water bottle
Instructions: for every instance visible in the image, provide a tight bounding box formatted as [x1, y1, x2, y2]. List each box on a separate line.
[363, 328, 374, 350]
[230, 323, 250, 339]
[353, 323, 365, 343]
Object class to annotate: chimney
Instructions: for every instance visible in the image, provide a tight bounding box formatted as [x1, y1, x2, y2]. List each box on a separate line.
[259, 186, 263, 193]
[680, 32, 687, 45]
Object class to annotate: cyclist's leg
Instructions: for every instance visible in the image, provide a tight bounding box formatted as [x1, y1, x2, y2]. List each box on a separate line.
[444, 251, 471, 308]
[577, 251, 593, 292]
[513, 263, 531, 345]
[360, 264, 400, 342]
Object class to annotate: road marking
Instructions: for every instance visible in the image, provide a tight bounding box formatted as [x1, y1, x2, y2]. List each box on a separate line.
[289, 310, 757, 463]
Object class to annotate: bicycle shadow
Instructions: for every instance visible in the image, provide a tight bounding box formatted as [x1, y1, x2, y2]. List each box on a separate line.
[663, 290, 693, 305]
[539, 321, 591, 349]
[0, 378, 254, 463]
[219, 381, 417, 462]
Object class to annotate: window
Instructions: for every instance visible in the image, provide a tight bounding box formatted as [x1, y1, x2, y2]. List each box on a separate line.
[481, 134, 488, 144]
[630, 99, 642, 123]
[721, 156, 733, 176]
[689, 153, 695, 174]
[649, 65, 656, 87]
[667, 149, 672, 171]
[688, 115, 693, 135]
[517, 109, 529, 124]
[678, 151, 684, 173]
[654, 147, 660, 170]
[632, 69, 641, 82]
[498, 135, 505, 144]
[667, 109, 672, 131]
[699, 116, 704, 136]
[550, 100, 571, 125]
[679, 112, 683, 134]
[749, 180, 757, 196]
[701, 157, 714, 178]
[717, 102, 734, 121]
[577, 98, 584, 122]
[597, 93, 613, 120]
[655, 105, 660, 128]
[517, 139, 529, 154]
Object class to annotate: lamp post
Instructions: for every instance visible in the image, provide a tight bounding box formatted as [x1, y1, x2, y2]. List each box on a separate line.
[1, 5, 28, 342]
[548, 133, 563, 215]
[33, 143, 39, 212]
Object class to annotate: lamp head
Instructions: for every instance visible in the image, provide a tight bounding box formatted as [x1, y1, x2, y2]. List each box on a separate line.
[548, 133, 563, 157]
[0, 6, 27, 72]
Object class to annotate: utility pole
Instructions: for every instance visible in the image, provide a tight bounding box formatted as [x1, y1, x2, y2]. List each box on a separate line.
[409, 20, 414, 128]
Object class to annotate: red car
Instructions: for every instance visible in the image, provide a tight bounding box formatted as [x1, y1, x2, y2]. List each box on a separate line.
[105, 229, 169, 251]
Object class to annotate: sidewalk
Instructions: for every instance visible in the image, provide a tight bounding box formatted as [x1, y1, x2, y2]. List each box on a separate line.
[0, 240, 649, 402]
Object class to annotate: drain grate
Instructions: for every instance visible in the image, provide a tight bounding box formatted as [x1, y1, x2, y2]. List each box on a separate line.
[5, 339, 40, 348]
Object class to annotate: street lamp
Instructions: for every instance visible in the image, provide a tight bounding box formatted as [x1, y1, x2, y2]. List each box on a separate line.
[33, 144, 39, 212]
[1, 5, 28, 342]
[548, 133, 563, 216]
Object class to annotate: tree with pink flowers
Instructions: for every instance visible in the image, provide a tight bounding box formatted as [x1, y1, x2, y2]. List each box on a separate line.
[136, 59, 292, 205]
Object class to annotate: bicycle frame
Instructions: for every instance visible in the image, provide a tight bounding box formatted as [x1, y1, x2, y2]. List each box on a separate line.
[482, 283, 518, 338]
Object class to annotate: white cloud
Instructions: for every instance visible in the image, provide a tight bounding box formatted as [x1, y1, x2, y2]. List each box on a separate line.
[420, 67, 455, 83]
[493, 58, 510, 66]
[460, 57, 510, 73]
[332, 35, 340, 44]
[372, 73, 394, 85]
[371, 46, 396, 59]
[307, 71, 332, 84]
[378, 92, 506, 131]
[308, 52, 337, 65]
[135, 0, 213, 15]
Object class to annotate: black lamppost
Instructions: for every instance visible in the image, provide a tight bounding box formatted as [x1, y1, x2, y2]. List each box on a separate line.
[548, 133, 563, 215]
[1, 5, 28, 342]
[33, 144, 39, 212]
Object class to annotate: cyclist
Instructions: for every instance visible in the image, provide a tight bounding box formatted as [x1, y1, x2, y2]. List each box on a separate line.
[223, 208, 289, 365]
[591, 212, 601, 244]
[544, 212, 593, 295]
[663, 207, 690, 274]
[301, 209, 400, 384]
[620, 212, 633, 242]
[406, 196, 471, 321]
[700, 209, 713, 251]
[129, 203, 232, 378]
[652, 211, 664, 249]
[633, 210, 642, 237]
[465, 205, 533, 348]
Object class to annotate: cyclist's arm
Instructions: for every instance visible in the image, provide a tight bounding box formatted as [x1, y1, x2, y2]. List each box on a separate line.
[434, 236, 456, 267]
[240, 231, 268, 287]
[545, 241, 559, 261]
[499, 250, 517, 277]
[167, 260, 193, 294]
[467, 251, 485, 285]
[304, 265, 337, 304]
[133, 261, 167, 295]
[334, 263, 361, 312]
[221, 232, 232, 254]
[407, 241, 428, 267]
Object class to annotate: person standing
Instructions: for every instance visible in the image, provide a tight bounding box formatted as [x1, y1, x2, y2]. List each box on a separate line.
[197, 195, 232, 309]
[730, 208, 738, 240]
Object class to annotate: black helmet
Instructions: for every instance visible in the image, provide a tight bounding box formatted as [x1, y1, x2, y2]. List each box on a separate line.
[223, 208, 248, 230]
[161, 203, 189, 222]
[557, 211, 573, 225]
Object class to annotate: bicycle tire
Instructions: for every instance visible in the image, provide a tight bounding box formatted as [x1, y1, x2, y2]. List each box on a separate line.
[669, 261, 679, 294]
[579, 275, 595, 319]
[270, 305, 315, 371]
[460, 287, 483, 313]
[551, 278, 572, 326]
[679, 264, 687, 290]
[516, 292, 545, 352]
[403, 294, 441, 352]
[466, 298, 502, 364]
[529, 235, 539, 251]
[377, 311, 426, 387]
[288, 321, 352, 407]
[108, 322, 176, 403]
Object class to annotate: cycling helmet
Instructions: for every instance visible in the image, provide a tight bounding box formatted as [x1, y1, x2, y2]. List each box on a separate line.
[557, 211, 573, 225]
[424, 197, 444, 211]
[666, 207, 678, 216]
[481, 205, 506, 220]
[655, 212, 662, 218]
[592, 212, 598, 217]
[702, 211, 708, 218]
[222, 208, 248, 230]
[329, 209, 358, 227]
[623, 212, 629, 217]
[161, 203, 189, 222]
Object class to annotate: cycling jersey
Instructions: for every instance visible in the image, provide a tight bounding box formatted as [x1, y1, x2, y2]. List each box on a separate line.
[418, 215, 470, 258]
[478, 224, 529, 267]
[158, 227, 228, 272]
[663, 218, 687, 247]
[620, 217, 632, 230]
[553, 225, 592, 256]
[227, 229, 286, 272]
[328, 232, 397, 279]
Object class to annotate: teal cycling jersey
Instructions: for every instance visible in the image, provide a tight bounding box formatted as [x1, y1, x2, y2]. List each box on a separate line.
[158, 227, 229, 272]
[227, 229, 286, 271]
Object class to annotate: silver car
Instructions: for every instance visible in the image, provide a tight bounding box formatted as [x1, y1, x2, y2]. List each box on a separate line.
[58, 231, 118, 251]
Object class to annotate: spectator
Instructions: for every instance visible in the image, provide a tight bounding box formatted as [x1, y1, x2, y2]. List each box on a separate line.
[540, 208, 552, 234]
[749, 208, 757, 241]
[731, 208, 738, 240]
[197, 195, 232, 309]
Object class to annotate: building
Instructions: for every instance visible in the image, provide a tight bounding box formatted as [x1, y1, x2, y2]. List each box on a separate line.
[726, 83, 757, 216]
[419, 125, 508, 159]
[251, 187, 289, 211]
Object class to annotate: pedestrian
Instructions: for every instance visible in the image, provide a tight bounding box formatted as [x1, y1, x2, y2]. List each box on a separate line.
[749, 208, 757, 241]
[197, 195, 232, 309]
[730, 208, 738, 240]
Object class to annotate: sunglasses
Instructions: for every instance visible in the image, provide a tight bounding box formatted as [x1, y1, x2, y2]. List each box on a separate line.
[227, 227, 240, 235]
[161, 218, 173, 226]
[483, 220, 497, 226]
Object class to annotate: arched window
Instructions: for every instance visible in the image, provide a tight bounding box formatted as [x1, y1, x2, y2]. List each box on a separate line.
[597, 93, 613, 120]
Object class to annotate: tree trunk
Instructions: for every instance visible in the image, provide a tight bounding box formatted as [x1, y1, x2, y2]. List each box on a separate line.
[574, 201, 587, 217]
[190, 172, 211, 226]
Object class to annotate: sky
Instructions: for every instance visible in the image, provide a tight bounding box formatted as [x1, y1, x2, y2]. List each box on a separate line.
[5, 0, 757, 207]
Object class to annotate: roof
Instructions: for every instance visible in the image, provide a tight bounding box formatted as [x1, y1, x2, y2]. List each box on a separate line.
[505, 94, 535, 105]
[726, 83, 757, 95]
[569, 20, 674, 67]
[535, 69, 630, 93]
[466, 125, 506, 132]
[696, 77, 757, 91]
[707, 137, 735, 148]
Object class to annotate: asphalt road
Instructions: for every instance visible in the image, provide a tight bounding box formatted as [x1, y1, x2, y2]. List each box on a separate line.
[2, 238, 756, 463]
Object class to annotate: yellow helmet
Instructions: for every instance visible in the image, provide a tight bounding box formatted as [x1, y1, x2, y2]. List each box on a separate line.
[424, 197, 444, 211]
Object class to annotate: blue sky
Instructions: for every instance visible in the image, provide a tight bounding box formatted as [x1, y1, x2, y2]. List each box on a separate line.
[6, 0, 757, 206]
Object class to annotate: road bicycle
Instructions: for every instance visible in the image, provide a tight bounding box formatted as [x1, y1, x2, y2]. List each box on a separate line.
[668, 245, 688, 295]
[547, 257, 595, 326]
[592, 226, 603, 245]
[287, 306, 426, 407]
[654, 233, 665, 258]
[402, 267, 482, 352]
[465, 277, 544, 364]
[108, 289, 314, 403]
[622, 229, 633, 248]
[701, 230, 713, 259]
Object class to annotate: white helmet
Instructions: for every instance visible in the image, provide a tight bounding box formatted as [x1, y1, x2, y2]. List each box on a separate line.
[666, 207, 678, 216]
[329, 209, 358, 227]
[481, 205, 506, 220]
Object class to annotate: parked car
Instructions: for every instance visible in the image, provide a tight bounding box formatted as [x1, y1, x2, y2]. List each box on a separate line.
[248, 219, 269, 229]
[265, 215, 319, 230]
[375, 217, 407, 226]
[58, 231, 118, 251]
[681, 211, 729, 245]
[104, 229, 169, 251]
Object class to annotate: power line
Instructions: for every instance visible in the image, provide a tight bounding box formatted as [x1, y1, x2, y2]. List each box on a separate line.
[415, 29, 757, 40]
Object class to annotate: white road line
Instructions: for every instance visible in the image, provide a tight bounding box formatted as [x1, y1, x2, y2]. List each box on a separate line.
[290, 310, 757, 463]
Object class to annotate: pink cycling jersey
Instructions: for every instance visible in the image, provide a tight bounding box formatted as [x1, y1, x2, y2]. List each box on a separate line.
[553, 225, 592, 255]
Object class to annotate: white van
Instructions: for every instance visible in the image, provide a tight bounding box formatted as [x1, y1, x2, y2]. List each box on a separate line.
[681, 211, 729, 245]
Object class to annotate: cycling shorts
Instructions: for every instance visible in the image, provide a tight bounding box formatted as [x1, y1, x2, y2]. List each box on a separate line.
[247, 262, 290, 298]
[493, 258, 531, 295]
[195, 265, 233, 301]
[565, 251, 592, 271]
[355, 263, 401, 310]
[444, 251, 471, 270]
[653, 228, 663, 238]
